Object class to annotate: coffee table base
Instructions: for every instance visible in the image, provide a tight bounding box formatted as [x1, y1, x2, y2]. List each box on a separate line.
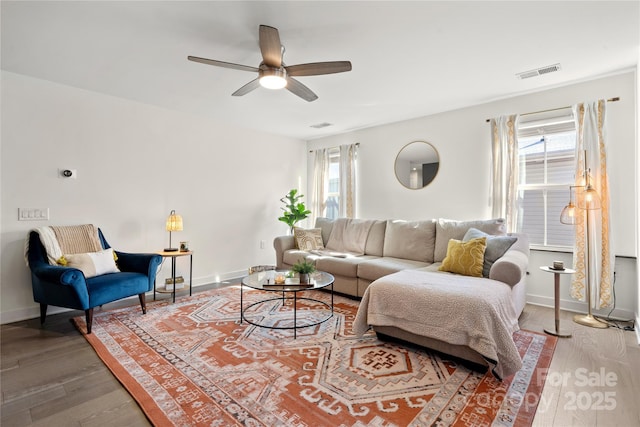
[241, 290, 334, 339]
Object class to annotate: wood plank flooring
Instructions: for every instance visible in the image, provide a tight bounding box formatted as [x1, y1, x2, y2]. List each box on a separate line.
[2, 285, 639, 426]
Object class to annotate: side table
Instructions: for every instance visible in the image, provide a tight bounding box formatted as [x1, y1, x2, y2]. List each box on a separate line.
[540, 266, 575, 338]
[156, 250, 193, 303]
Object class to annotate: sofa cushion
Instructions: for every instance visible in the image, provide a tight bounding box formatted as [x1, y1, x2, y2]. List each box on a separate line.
[358, 257, 430, 282]
[364, 220, 387, 256]
[463, 228, 517, 278]
[316, 255, 378, 277]
[383, 220, 436, 263]
[438, 237, 487, 277]
[283, 249, 315, 266]
[434, 218, 506, 262]
[326, 218, 377, 255]
[293, 227, 324, 250]
[314, 217, 335, 246]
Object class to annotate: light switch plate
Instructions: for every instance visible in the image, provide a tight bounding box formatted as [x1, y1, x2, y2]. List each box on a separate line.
[19, 208, 49, 221]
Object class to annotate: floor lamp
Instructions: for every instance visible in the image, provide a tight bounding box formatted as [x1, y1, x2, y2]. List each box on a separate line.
[560, 157, 608, 329]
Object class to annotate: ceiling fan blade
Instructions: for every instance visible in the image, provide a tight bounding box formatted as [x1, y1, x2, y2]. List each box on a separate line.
[259, 25, 282, 68]
[286, 61, 352, 76]
[232, 78, 260, 96]
[286, 77, 318, 102]
[188, 56, 259, 73]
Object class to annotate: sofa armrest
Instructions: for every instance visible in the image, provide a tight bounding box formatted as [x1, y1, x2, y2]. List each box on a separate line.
[274, 235, 295, 269]
[489, 233, 529, 286]
[489, 251, 527, 286]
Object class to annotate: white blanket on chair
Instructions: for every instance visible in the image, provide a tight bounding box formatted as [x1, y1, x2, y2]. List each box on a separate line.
[353, 269, 522, 379]
[25, 225, 101, 266]
[25, 226, 62, 266]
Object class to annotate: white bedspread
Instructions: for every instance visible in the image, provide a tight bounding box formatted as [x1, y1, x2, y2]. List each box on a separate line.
[353, 270, 522, 379]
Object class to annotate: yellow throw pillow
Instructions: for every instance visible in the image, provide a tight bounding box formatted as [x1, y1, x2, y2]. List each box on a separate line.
[438, 237, 487, 277]
[294, 227, 325, 251]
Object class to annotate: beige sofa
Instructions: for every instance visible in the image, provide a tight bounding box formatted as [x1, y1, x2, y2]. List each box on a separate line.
[274, 217, 528, 316]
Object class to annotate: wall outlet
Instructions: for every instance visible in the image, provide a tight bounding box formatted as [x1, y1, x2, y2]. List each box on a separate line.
[260, 240, 265, 249]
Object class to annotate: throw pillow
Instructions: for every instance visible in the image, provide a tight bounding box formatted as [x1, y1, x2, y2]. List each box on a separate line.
[434, 218, 506, 262]
[58, 248, 120, 278]
[294, 228, 324, 251]
[438, 237, 487, 277]
[463, 228, 518, 278]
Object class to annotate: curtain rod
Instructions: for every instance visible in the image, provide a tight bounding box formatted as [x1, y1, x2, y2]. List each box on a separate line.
[484, 97, 620, 123]
[309, 142, 360, 153]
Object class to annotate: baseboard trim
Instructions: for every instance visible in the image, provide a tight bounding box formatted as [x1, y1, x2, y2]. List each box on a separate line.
[526, 293, 635, 322]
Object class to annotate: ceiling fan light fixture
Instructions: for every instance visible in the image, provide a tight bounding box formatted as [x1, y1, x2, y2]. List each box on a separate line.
[259, 68, 287, 89]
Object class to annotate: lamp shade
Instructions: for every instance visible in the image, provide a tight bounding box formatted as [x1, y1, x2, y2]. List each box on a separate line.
[577, 184, 601, 210]
[166, 210, 183, 231]
[560, 201, 577, 225]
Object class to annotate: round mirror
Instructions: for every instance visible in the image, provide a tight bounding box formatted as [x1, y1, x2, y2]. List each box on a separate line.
[394, 141, 440, 189]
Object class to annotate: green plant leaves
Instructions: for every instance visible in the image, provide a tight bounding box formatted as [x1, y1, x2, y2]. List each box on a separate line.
[278, 189, 311, 230]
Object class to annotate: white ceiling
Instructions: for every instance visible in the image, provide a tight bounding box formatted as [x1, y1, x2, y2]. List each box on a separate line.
[2, 1, 638, 140]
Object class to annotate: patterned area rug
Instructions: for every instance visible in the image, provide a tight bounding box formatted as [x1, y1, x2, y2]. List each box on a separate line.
[74, 286, 556, 426]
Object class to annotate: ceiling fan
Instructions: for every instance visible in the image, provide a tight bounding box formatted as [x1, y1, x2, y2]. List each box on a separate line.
[188, 25, 352, 102]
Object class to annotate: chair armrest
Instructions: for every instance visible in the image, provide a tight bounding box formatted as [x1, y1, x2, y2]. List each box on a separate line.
[116, 252, 162, 278]
[30, 263, 90, 309]
[32, 263, 86, 287]
[273, 235, 295, 269]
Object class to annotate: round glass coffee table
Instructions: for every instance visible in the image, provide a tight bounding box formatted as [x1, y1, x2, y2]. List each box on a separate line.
[240, 270, 334, 339]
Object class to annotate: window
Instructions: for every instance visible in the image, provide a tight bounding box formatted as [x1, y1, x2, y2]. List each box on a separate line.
[312, 144, 358, 221]
[325, 148, 340, 220]
[517, 113, 576, 249]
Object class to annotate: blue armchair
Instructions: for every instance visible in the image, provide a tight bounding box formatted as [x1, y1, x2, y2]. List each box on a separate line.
[27, 229, 162, 334]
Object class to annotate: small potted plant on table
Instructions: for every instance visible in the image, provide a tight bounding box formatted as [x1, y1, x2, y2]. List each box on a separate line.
[291, 260, 316, 284]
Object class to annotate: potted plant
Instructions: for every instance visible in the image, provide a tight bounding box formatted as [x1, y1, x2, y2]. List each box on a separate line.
[278, 189, 311, 234]
[291, 260, 316, 284]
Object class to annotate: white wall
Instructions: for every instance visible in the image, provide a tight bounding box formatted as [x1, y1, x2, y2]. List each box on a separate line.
[1, 71, 306, 323]
[636, 63, 640, 341]
[308, 71, 638, 320]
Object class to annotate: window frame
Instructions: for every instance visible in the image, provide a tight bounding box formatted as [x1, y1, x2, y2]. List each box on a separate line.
[324, 147, 341, 220]
[516, 112, 576, 251]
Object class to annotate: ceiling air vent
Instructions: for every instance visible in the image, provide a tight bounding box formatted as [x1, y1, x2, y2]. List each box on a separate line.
[310, 122, 332, 129]
[516, 63, 561, 80]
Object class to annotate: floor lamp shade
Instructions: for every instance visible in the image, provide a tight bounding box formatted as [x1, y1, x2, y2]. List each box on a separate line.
[559, 180, 608, 329]
[165, 210, 183, 252]
[577, 184, 601, 210]
[560, 201, 576, 225]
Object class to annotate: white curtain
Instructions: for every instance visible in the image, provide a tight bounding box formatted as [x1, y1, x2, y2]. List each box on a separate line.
[571, 100, 614, 309]
[490, 114, 520, 232]
[311, 148, 328, 225]
[339, 144, 358, 218]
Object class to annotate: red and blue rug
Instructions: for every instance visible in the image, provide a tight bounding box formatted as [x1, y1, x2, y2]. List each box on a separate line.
[74, 286, 556, 426]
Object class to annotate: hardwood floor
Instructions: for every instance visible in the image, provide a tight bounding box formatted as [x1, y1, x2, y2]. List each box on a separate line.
[2, 285, 639, 426]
